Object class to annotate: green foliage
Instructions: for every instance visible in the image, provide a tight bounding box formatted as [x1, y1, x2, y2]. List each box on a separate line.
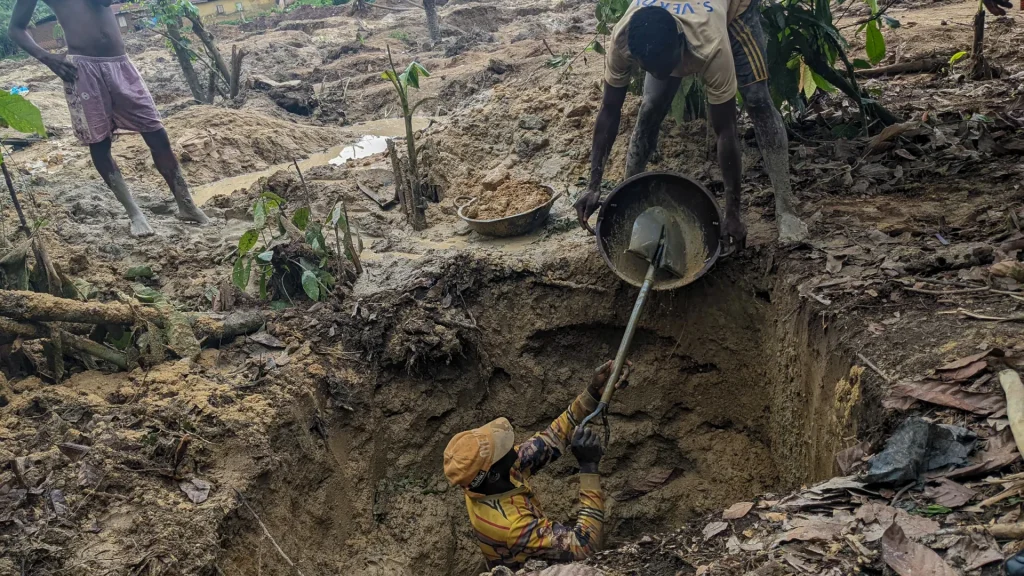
[389, 30, 410, 42]
[288, 0, 349, 9]
[595, 0, 630, 35]
[0, 92, 46, 137]
[229, 193, 354, 304]
[382, 60, 430, 92]
[863, 21, 885, 65]
[949, 50, 969, 65]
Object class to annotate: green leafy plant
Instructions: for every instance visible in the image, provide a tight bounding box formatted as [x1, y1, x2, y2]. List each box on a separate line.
[389, 30, 410, 42]
[949, 50, 969, 65]
[0, 91, 46, 140]
[595, 0, 630, 35]
[761, 0, 898, 124]
[382, 46, 433, 229]
[230, 191, 360, 303]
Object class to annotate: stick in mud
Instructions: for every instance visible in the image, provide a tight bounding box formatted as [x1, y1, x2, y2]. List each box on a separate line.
[233, 489, 306, 576]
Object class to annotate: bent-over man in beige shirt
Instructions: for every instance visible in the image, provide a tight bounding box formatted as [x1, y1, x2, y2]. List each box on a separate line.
[574, 0, 808, 250]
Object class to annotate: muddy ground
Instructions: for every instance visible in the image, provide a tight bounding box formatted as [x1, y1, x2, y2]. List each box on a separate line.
[2, 0, 1024, 575]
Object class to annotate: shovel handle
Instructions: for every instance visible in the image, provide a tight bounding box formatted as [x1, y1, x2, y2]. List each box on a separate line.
[596, 261, 658, 406]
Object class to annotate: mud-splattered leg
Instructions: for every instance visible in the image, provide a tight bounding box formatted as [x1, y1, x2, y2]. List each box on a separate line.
[738, 81, 807, 243]
[625, 73, 681, 178]
[89, 138, 154, 238]
[142, 128, 210, 225]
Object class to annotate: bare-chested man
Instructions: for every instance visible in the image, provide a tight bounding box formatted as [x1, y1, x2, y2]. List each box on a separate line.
[9, 0, 209, 237]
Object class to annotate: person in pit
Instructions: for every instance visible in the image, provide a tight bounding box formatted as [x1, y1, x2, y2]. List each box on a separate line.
[9, 0, 209, 237]
[573, 0, 808, 252]
[443, 361, 631, 569]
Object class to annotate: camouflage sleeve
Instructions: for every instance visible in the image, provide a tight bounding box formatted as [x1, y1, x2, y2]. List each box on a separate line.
[506, 474, 605, 562]
[516, 391, 599, 476]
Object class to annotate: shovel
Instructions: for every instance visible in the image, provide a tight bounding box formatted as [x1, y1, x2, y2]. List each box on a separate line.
[580, 206, 687, 437]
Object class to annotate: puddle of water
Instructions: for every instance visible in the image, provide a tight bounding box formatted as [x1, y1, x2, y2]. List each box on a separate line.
[328, 135, 389, 166]
[192, 117, 431, 206]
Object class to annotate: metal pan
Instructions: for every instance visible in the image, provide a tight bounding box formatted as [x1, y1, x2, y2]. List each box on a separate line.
[595, 172, 722, 291]
[456, 185, 562, 238]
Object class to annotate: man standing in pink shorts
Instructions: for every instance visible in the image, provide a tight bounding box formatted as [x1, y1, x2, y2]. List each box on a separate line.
[9, 0, 209, 237]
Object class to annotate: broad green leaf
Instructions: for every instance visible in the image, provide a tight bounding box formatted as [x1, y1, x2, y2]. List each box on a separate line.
[381, 70, 397, 82]
[238, 229, 259, 254]
[0, 92, 46, 137]
[292, 206, 311, 231]
[256, 249, 274, 263]
[949, 51, 968, 65]
[810, 71, 836, 94]
[410, 62, 430, 78]
[305, 223, 326, 254]
[261, 191, 286, 204]
[132, 284, 165, 303]
[124, 265, 154, 279]
[865, 21, 885, 65]
[301, 269, 320, 301]
[253, 199, 267, 229]
[232, 256, 252, 291]
[591, 40, 605, 55]
[852, 58, 872, 69]
[799, 60, 817, 99]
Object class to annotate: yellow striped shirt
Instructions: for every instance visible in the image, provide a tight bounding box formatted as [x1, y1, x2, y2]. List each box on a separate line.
[462, 391, 605, 569]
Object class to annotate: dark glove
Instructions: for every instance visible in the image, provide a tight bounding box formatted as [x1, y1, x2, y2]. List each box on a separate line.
[571, 426, 604, 473]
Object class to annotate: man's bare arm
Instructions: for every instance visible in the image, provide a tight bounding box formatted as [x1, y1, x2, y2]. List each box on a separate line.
[9, 0, 78, 82]
[574, 83, 628, 233]
[709, 99, 746, 251]
[8, 0, 49, 60]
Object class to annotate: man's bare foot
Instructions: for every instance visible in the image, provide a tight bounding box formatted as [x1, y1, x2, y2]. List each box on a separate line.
[175, 200, 211, 225]
[130, 216, 155, 237]
[778, 212, 809, 244]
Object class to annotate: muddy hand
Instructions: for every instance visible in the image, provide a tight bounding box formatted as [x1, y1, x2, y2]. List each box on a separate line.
[983, 0, 1012, 15]
[573, 189, 601, 235]
[588, 360, 633, 399]
[44, 54, 77, 83]
[721, 216, 747, 257]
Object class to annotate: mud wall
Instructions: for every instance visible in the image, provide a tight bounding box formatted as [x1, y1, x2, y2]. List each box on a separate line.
[212, 250, 861, 576]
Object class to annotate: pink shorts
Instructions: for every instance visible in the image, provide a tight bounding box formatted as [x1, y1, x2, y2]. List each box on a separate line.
[63, 54, 163, 145]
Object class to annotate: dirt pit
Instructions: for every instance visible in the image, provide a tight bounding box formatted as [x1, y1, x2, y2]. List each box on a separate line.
[213, 250, 865, 576]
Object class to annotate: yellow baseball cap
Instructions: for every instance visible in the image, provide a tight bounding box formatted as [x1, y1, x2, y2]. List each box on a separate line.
[443, 417, 515, 489]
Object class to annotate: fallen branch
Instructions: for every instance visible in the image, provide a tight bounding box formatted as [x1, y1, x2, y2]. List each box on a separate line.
[0, 289, 164, 326]
[942, 309, 1024, 323]
[857, 352, 893, 384]
[856, 57, 948, 78]
[234, 489, 306, 576]
[940, 522, 1024, 540]
[0, 290, 265, 345]
[0, 317, 128, 369]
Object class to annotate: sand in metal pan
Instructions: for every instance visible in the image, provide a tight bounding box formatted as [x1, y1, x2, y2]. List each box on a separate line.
[596, 172, 722, 290]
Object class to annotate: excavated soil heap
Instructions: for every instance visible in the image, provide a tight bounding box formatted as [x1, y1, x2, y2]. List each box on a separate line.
[466, 181, 551, 220]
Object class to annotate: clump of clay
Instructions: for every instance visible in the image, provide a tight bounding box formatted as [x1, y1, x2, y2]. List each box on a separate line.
[465, 181, 550, 220]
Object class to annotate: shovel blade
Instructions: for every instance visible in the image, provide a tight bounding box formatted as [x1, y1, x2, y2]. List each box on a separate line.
[626, 206, 688, 279]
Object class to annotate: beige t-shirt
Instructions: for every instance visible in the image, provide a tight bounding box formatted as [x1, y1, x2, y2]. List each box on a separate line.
[605, 0, 750, 105]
